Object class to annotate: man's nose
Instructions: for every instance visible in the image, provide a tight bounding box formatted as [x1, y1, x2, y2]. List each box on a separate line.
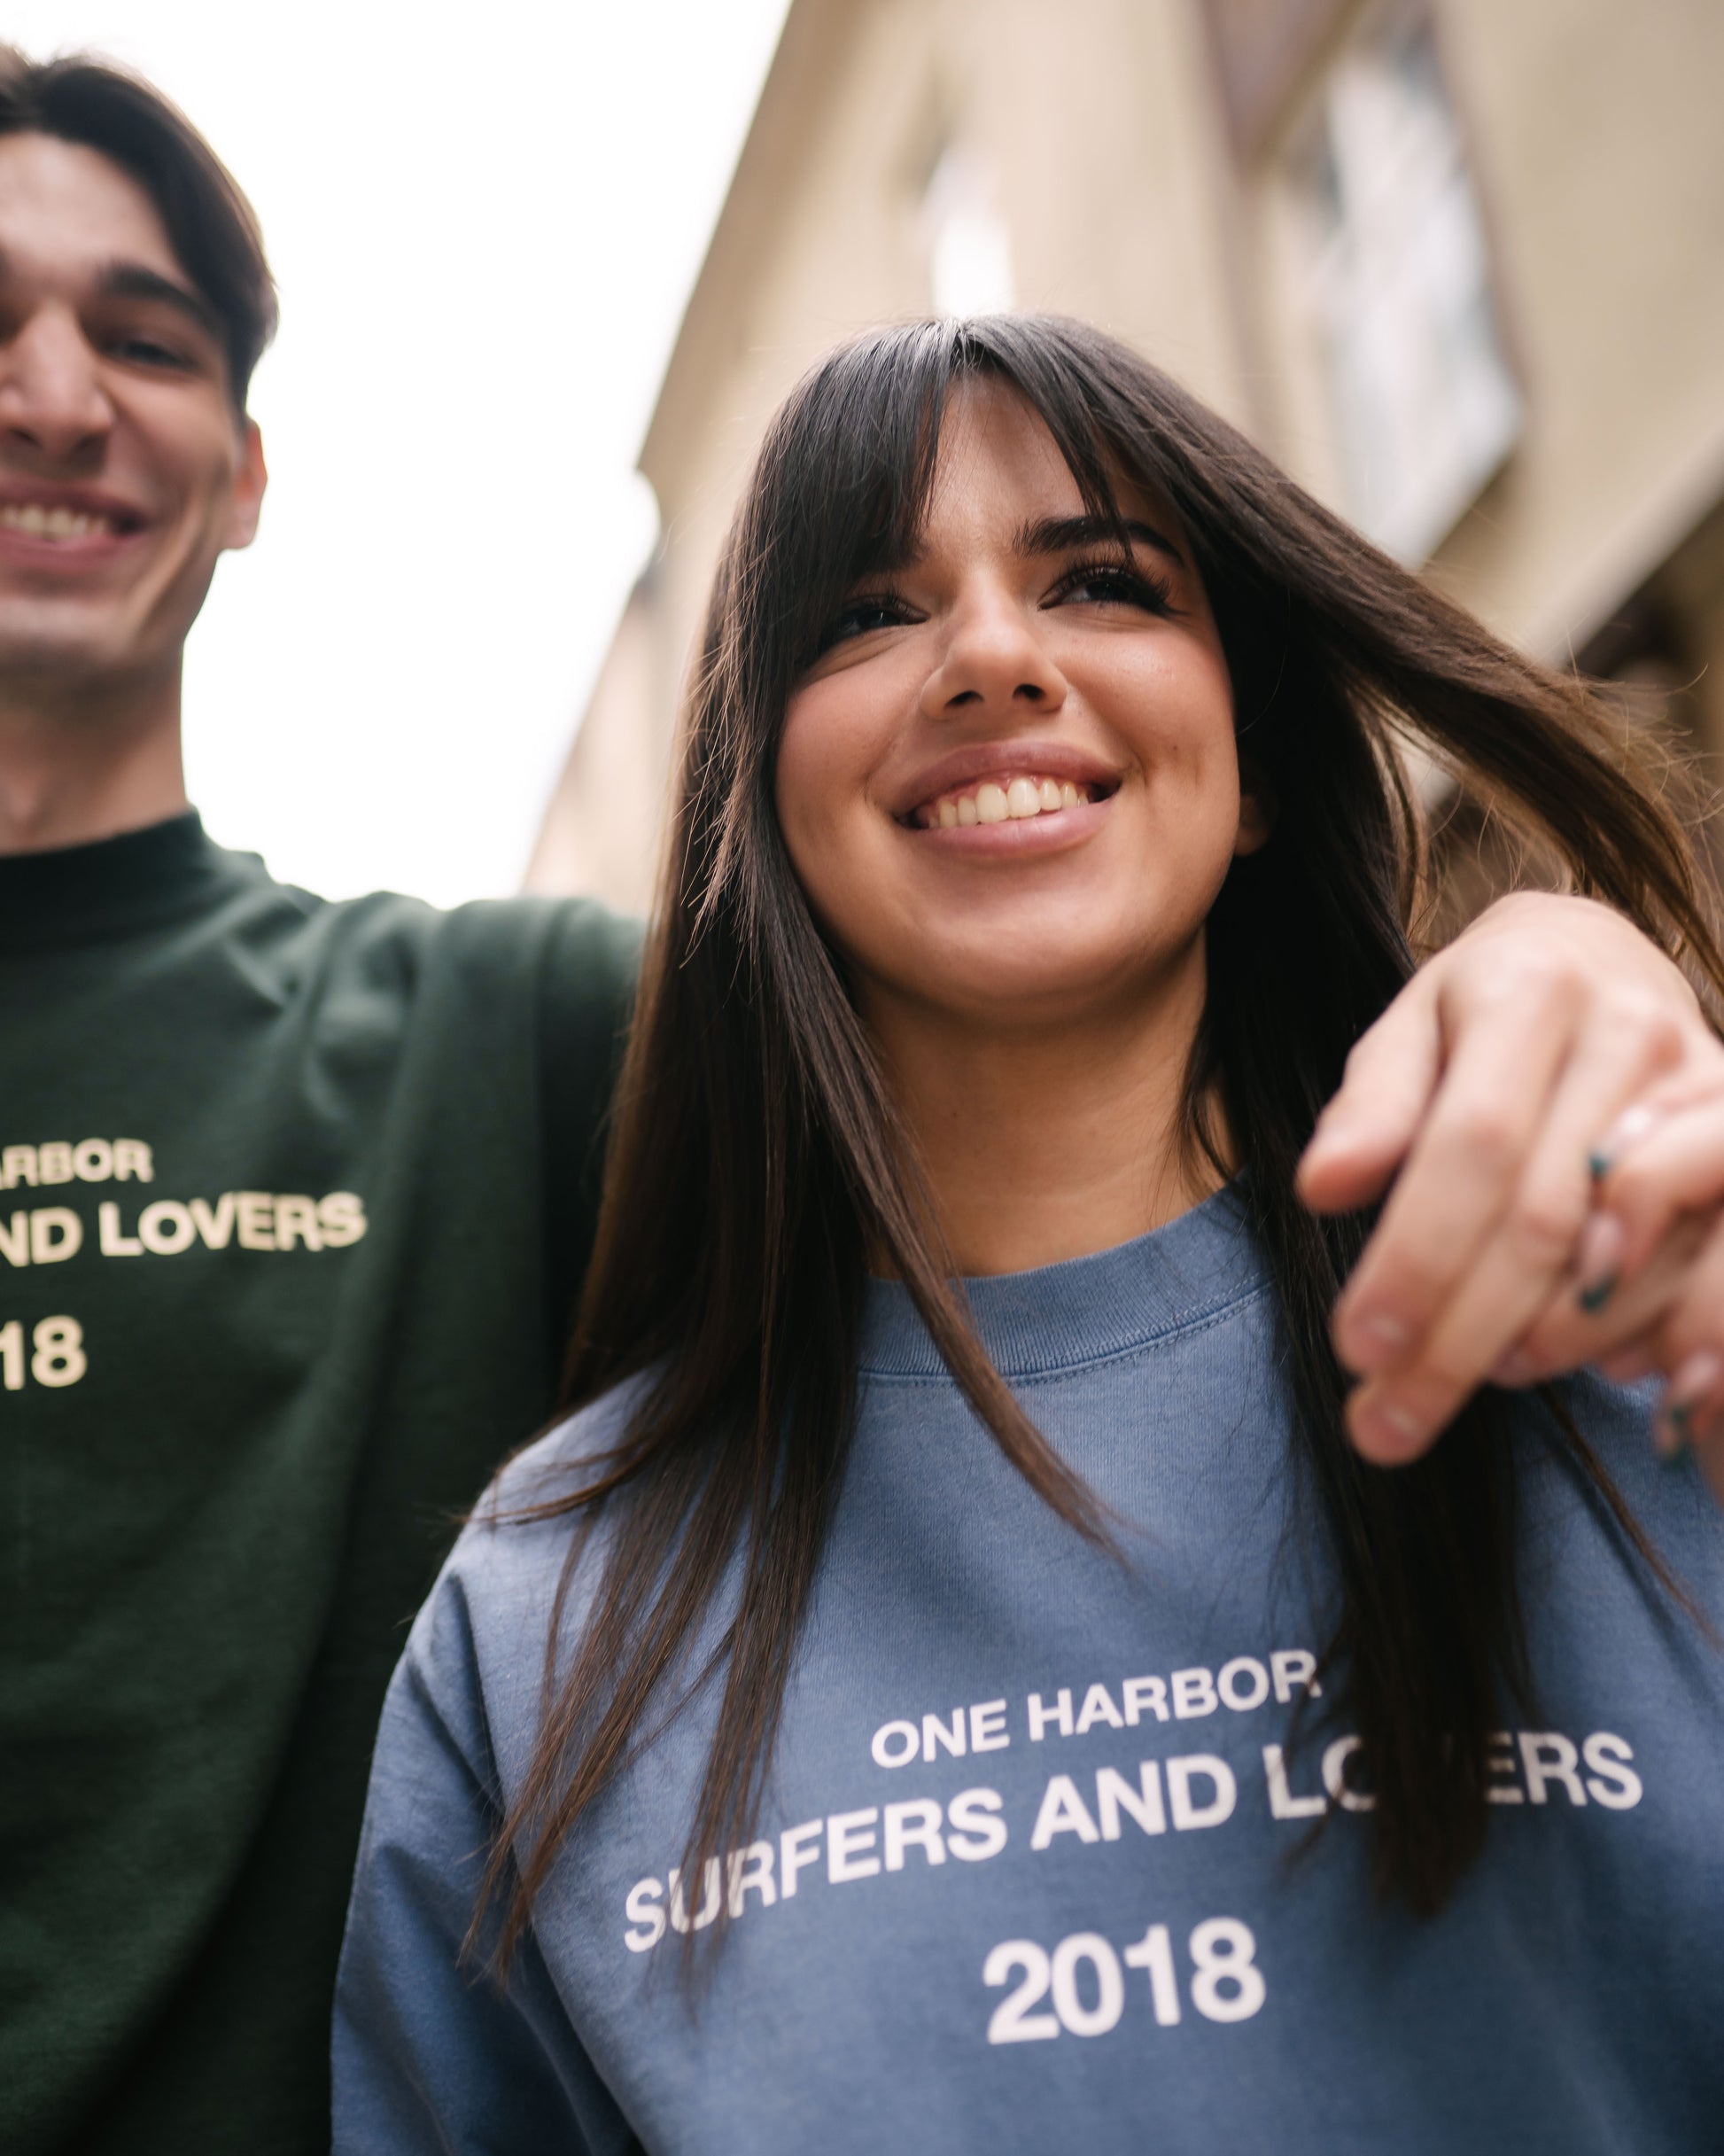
[0, 307, 113, 464]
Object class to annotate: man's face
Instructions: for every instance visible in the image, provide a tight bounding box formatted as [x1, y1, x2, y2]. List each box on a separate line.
[0, 131, 265, 697]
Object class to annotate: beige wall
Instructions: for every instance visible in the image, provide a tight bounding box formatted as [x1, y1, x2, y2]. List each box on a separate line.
[528, 0, 1724, 907]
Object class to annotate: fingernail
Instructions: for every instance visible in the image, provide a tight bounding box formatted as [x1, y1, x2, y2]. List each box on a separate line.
[1589, 1104, 1658, 1180]
[1657, 1350, 1721, 1457]
[1574, 1213, 1625, 1312]
[1354, 1397, 1426, 1459]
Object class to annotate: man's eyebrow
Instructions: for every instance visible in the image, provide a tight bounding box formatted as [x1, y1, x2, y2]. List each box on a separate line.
[97, 261, 221, 339]
[1015, 512, 1185, 566]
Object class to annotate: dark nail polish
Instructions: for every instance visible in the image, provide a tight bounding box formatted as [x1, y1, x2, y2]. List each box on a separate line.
[1577, 1273, 1618, 1314]
[1588, 1148, 1612, 1182]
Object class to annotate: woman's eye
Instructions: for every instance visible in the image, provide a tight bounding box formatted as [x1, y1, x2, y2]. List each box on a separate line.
[1052, 562, 1176, 614]
[821, 595, 909, 650]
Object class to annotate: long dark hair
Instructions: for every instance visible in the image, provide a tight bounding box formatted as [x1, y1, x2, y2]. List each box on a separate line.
[491, 315, 1722, 1956]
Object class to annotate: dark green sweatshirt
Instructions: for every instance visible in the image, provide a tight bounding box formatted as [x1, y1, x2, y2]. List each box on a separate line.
[0, 814, 639, 2155]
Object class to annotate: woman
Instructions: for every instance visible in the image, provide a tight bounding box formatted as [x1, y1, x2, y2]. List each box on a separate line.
[335, 319, 1724, 2152]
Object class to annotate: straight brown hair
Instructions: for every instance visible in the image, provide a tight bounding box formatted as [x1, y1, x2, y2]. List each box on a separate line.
[489, 316, 1721, 1961]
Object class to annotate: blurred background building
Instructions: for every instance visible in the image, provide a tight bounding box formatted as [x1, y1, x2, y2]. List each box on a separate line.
[525, 0, 1724, 915]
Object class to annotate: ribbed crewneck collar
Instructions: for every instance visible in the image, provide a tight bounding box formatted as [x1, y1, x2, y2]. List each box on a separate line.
[858, 1180, 1269, 1380]
[0, 812, 264, 954]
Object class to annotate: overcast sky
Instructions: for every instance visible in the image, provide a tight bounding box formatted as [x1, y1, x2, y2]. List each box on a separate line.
[10, 0, 790, 902]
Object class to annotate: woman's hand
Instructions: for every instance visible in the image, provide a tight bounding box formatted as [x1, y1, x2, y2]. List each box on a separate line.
[1296, 891, 1724, 1498]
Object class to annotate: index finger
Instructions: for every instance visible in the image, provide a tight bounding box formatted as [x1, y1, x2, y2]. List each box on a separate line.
[1296, 974, 1441, 1216]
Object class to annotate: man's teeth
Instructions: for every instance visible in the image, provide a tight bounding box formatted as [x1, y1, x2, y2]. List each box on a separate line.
[0, 502, 118, 540]
[929, 776, 1087, 829]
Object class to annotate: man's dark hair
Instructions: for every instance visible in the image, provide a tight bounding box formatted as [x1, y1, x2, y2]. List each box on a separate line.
[0, 48, 276, 411]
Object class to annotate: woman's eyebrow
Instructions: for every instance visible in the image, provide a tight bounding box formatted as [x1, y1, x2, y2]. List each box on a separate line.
[1015, 512, 1184, 566]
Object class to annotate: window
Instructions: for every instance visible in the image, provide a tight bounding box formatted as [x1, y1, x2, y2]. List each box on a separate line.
[1293, 7, 1518, 562]
[920, 144, 1014, 318]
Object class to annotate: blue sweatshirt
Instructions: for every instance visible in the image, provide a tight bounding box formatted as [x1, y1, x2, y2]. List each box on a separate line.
[333, 1188, 1724, 2153]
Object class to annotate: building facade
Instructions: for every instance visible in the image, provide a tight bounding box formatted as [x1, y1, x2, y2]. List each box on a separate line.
[526, 0, 1724, 913]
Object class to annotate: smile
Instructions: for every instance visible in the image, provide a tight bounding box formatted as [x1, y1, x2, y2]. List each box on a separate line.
[912, 773, 1110, 830]
[0, 502, 124, 541]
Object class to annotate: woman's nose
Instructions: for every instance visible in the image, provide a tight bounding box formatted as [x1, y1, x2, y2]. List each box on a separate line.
[920, 580, 1068, 721]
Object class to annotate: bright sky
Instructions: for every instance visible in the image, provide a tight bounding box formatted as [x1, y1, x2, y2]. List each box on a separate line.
[9, 0, 791, 903]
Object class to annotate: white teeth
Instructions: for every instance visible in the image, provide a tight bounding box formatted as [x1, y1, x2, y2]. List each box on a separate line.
[921, 773, 1099, 829]
[0, 502, 114, 540]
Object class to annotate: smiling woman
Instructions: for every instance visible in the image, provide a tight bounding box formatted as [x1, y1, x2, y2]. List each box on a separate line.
[333, 318, 1724, 2154]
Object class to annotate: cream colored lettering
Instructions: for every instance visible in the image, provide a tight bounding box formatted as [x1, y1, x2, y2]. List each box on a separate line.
[138, 1202, 196, 1257]
[2, 1146, 36, 1189]
[235, 1194, 276, 1251]
[190, 1195, 237, 1249]
[30, 1209, 81, 1264]
[1262, 1743, 1327, 1820]
[113, 1140, 153, 1183]
[273, 1195, 324, 1252]
[38, 1144, 73, 1186]
[98, 1203, 143, 1257]
[0, 1212, 27, 1266]
[316, 1191, 367, 1248]
[72, 1139, 113, 1182]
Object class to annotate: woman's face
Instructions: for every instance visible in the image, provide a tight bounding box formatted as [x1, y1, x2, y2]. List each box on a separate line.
[775, 381, 1265, 1040]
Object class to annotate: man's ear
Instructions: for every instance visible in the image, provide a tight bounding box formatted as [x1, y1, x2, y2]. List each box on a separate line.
[224, 419, 267, 552]
[1234, 755, 1277, 858]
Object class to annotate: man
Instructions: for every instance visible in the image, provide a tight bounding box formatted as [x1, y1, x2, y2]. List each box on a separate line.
[0, 53, 635, 2156]
[2, 43, 1719, 2156]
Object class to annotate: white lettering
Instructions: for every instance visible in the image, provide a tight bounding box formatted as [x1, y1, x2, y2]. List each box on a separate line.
[1075, 1683, 1124, 1734]
[1262, 1743, 1326, 1819]
[31, 1209, 81, 1265]
[922, 1708, 965, 1763]
[71, 1139, 113, 1183]
[779, 1819, 823, 1897]
[871, 1719, 919, 1770]
[138, 1201, 196, 1257]
[666, 1859, 721, 1933]
[1030, 1774, 1099, 1850]
[113, 1140, 153, 1183]
[1167, 1754, 1237, 1831]
[1485, 1730, 1524, 1804]
[1171, 1668, 1217, 1719]
[190, 1195, 237, 1250]
[1218, 1657, 1270, 1712]
[623, 1877, 664, 1952]
[1581, 1732, 1642, 1810]
[882, 1798, 945, 1871]
[235, 1193, 276, 1250]
[1270, 1649, 1321, 1703]
[726, 1841, 776, 1915]
[1518, 1732, 1587, 1807]
[827, 1809, 880, 1884]
[273, 1195, 324, 1252]
[946, 1787, 1008, 1861]
[1122, 1676, 1169, 1725]
[0, 1213, 27, 1267]
[38, 1143, 72, 1186]
[969, 1699, 1010, 1753]
[1321, 1735, 1375, 1812]
[2, 1146, 36, 1189]
[1028, 1688, 1074, 1741]
[98, 1203, 143, 1257]
[317, 1191, 368, 1248]
[1095, 1762, 1167, 1840]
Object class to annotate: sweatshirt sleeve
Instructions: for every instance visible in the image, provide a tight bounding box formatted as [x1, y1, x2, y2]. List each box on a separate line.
[332, 1576, 606, 2154]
